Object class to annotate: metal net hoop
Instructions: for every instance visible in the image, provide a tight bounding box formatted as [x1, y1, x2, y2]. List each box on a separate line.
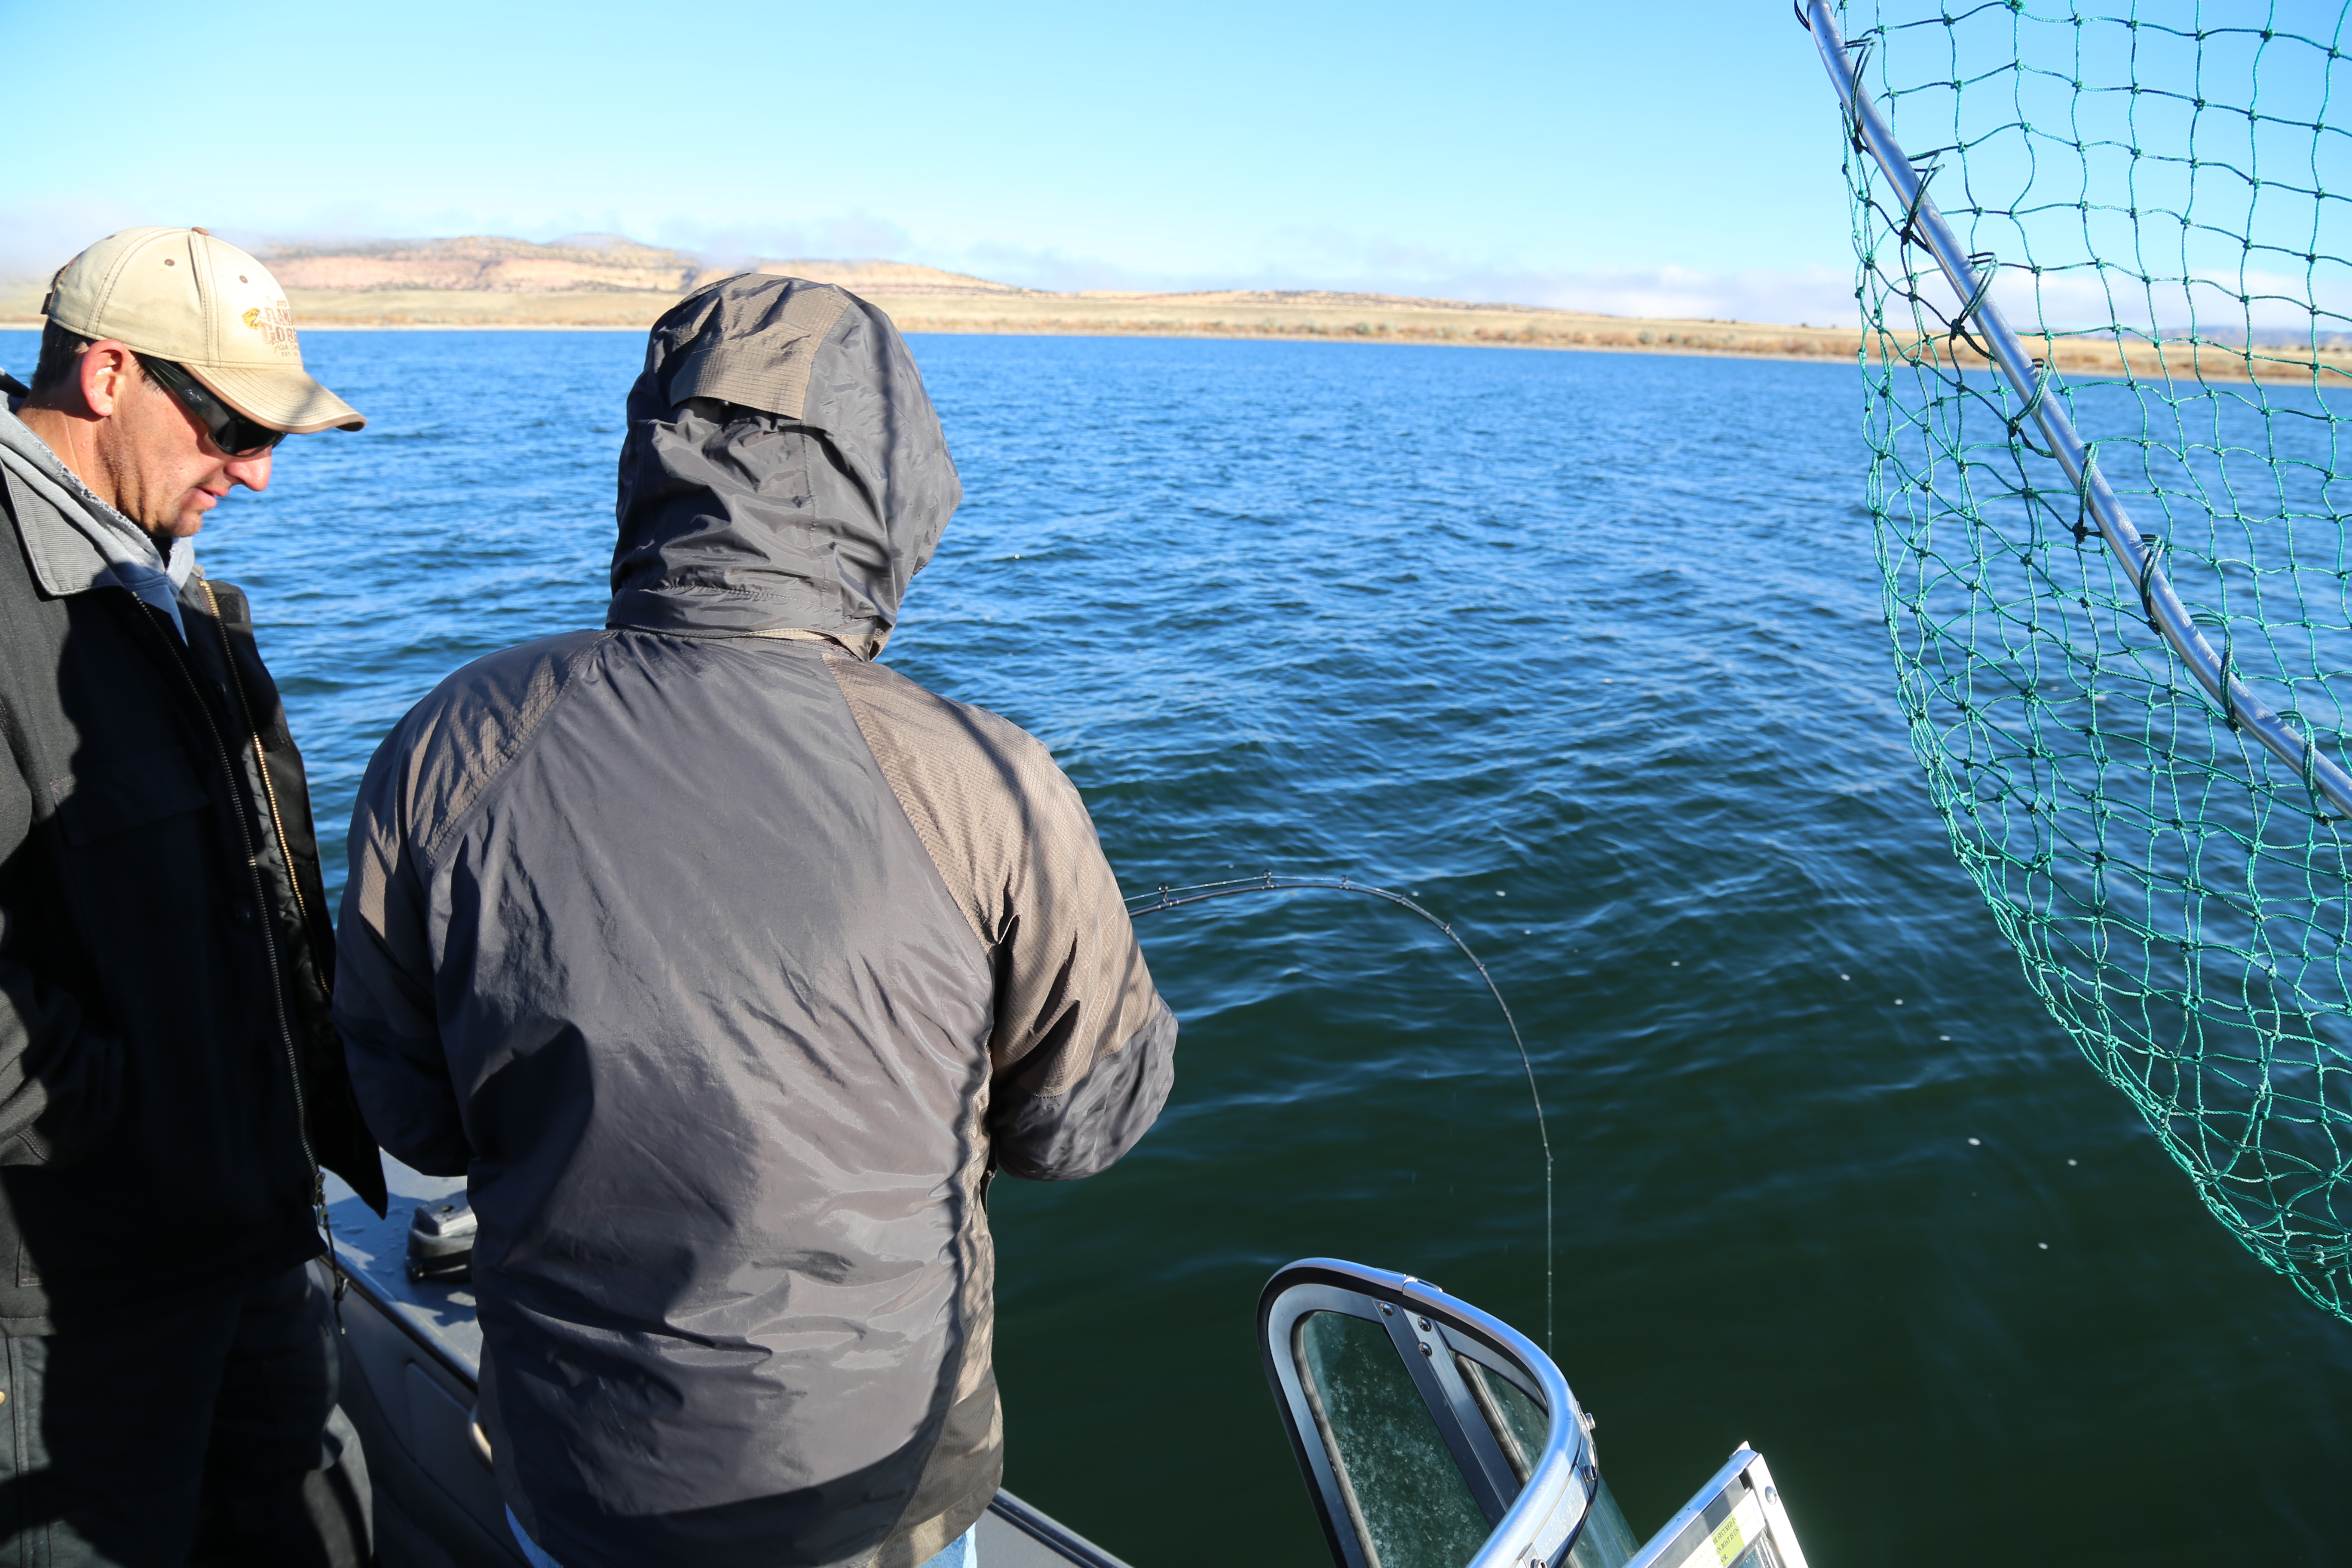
[1829, 0, 2352, 1319]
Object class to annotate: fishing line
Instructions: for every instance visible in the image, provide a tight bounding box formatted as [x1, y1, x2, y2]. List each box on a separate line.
[1127, 872, 1555, 1351]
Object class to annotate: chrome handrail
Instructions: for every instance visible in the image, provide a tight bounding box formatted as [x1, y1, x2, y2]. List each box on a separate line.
[1803, 0, 2352, 821]
[1261, 1259, 1592, 1568]
[1438, 1266, 1590, 1568]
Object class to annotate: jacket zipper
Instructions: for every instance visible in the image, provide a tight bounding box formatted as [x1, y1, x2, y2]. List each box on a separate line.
[201, 582, 322, 991]
[138, 592, 325, 1218]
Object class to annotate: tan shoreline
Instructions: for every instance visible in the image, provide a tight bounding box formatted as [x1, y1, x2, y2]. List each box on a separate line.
[0, 282, 1873, 366]
[4, 273, 2343, 384]
[277, 321, 1856, 368]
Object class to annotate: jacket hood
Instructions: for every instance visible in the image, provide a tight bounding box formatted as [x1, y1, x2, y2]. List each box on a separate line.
[608, 274, 960, 650]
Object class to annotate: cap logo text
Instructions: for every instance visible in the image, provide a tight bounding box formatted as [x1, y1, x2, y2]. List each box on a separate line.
[241, 300, 298, 353]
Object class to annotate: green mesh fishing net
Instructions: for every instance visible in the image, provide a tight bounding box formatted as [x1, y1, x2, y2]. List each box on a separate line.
[1827, 0, 2352, 1319]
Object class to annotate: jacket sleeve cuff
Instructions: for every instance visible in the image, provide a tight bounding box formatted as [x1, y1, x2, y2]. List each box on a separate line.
[989, 999, 1176, 1182]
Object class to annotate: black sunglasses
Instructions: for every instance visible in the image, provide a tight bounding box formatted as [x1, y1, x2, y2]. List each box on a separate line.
[139, 356, 285, 458]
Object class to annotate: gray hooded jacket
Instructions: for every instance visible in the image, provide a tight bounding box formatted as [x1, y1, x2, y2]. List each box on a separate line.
[334, 276, 1176, 1568]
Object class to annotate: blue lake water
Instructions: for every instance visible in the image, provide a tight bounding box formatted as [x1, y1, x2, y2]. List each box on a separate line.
[11, 326, 2349, 1564]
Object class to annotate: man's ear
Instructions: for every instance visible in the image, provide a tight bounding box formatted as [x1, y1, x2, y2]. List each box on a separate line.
[75, 341, 141, 419]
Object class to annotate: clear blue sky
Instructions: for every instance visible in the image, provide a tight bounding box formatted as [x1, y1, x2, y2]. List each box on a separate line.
[0, 0, 1863, 320]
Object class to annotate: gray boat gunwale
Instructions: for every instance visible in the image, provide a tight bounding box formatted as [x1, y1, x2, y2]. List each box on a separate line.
[323, 1175, 1130, 1568]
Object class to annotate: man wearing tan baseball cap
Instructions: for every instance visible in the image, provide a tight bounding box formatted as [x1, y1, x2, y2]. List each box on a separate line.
[38, 225, 363, 431]
[0, 228, 384, 1567]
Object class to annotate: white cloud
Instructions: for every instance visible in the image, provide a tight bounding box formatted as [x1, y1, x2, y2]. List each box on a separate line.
[0, 197, 152, 283]
[1405, 264, 1860, 325]
[1868, 256, 2352, 338]
[915, 240, 1866, 326]
[645, 214, 927, 270]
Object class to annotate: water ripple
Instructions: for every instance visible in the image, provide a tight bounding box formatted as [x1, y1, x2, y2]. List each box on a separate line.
[9, 327, 2342, 1565]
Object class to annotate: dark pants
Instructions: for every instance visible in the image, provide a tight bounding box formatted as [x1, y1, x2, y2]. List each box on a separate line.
[0, 1262, 370, 1568]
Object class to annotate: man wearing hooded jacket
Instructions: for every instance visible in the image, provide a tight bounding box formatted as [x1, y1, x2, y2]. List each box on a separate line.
[0, 227, 387, 1565]
[335, 273, 1178, 1568]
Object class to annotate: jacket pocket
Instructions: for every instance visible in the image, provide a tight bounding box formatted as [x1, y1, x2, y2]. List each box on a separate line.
[48, 748, 210, 846]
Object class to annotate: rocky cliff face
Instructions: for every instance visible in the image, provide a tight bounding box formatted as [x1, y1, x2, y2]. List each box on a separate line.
[257, 235, 702, 293]
[253, 235, 1029, 297]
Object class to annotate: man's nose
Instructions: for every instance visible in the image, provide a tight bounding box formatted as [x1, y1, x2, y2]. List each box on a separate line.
[226, 449, 274, 493]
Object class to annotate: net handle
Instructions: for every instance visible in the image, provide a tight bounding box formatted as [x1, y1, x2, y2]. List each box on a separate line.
[1799, 0, 2352, 821]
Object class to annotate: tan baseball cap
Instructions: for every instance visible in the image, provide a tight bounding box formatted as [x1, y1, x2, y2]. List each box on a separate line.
[41, 227, 364, 434]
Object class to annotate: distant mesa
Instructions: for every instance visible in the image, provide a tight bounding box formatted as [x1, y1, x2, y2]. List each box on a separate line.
[252, 236, 1029, 299]
[255, 234, 701, 294]
[0, 233, 1915, 373]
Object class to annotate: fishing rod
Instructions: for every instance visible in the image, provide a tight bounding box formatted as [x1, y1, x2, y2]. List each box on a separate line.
[1128, 872, 1555, 1349]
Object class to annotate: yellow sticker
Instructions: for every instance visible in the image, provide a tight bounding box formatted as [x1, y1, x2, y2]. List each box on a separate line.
[1716, 1494, 1770, 1566]
[1674, 1490, 1767, 1568]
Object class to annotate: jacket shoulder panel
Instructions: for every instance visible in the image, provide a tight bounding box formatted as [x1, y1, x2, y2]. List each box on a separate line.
[822, 652, 1167, 1103]
[820, 653, 1068, 950]
[392, 631, 613, 864]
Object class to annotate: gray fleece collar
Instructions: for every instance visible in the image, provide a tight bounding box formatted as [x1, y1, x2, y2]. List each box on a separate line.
[0, 405, 195, 636]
